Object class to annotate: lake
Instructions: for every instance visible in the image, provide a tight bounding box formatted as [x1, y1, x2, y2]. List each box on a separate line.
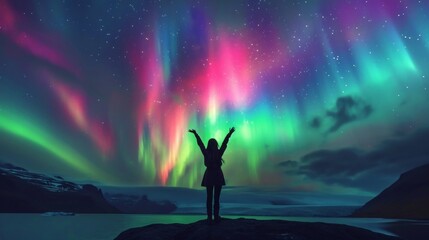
[0, 213, 425, 240]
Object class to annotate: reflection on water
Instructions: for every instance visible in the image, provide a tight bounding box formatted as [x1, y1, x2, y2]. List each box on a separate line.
[0, 213, 421, 240]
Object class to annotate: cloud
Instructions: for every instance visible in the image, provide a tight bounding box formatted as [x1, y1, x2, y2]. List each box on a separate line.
[277, 160, 298, 168]
[326, 96, 373, 132]
[310, 95, 373, 133]
[277, 160, 299, 174]
[309, 117, 321, 129]
[300, 148, 365, 177]
[279, 128, 429, 192]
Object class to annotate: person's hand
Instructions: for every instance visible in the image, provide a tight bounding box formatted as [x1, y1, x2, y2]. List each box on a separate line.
[229, 127, 235, 134]
[188, 129, 196, 134]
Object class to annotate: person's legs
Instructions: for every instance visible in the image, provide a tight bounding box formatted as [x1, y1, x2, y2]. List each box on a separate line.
[206, 186, 213, 222]
[213, 185, 222, 222]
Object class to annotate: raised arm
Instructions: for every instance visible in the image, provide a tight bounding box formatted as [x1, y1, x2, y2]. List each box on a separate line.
[219, 127, 235, 156]
[188, 129, 205, 154]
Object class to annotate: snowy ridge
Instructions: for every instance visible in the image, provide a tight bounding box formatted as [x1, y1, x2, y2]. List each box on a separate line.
[0, 163, 82, 192]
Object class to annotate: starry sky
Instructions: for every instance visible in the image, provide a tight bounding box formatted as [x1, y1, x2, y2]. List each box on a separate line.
[1, 0, 428, 195]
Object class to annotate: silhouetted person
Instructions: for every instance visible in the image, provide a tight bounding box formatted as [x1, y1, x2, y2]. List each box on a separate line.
[189, 127, 235, 224]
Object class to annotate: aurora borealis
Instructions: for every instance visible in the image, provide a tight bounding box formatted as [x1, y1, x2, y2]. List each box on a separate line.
[1, 0, 428, 194]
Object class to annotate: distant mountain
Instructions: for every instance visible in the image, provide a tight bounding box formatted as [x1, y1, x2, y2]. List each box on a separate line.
[101, 186, 367, 216]
[353, 163, 429, 219]
[0, 162, 119, 213]
[104, 193, 177, 214]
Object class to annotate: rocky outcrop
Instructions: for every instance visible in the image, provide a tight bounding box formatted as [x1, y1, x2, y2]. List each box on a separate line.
[353, 163, 429, 219]
[0, 163, 119, 213]
[114, 218, 399, 240]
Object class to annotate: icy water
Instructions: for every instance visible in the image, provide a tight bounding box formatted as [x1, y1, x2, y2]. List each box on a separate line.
[0, 213, 420, 240]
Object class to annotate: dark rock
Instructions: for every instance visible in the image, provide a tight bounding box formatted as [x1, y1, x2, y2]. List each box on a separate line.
[353, 163, 429, 219]
[114, 218, 400, 240]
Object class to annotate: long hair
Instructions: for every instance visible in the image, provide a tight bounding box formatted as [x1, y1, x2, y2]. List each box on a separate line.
[206, 138, 224, 165]
[207, 138, 219, 152]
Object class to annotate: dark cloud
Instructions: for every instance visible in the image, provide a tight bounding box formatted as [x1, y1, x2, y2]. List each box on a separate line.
[277, 160, 298, 173]
[279, 129, 429, 192]
[277, 160, 298, 168]
[300, 148, 365, 177]
[326, 96, 373, 132]
[310, 96, 373, 133]
[310, 117, 321, 129]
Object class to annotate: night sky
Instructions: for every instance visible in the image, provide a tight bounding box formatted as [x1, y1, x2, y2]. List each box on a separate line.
[1, 0, 428, 195]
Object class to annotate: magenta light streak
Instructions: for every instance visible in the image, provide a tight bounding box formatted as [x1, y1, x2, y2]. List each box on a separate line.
[49, 77, 114, 156]
[0, 0, 78, 76]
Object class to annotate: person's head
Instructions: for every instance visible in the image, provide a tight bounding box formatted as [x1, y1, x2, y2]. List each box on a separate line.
[207, 138, 219, 151]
